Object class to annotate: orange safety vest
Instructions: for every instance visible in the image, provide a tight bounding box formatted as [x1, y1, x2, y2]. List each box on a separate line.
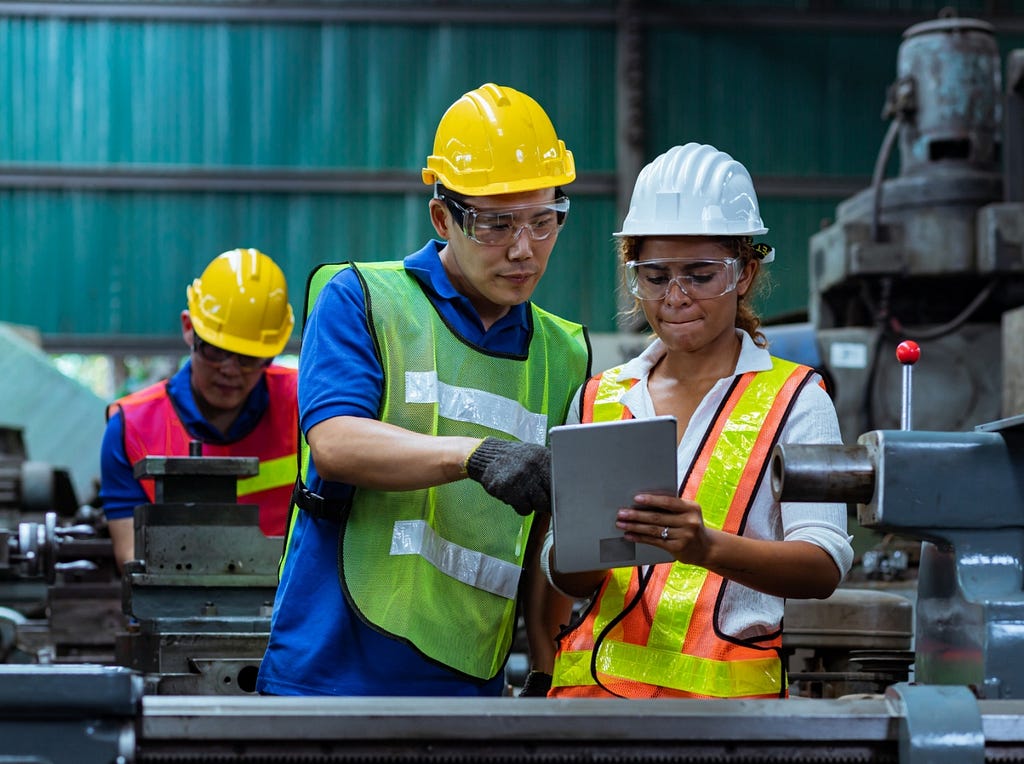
[549, 357, 814, 699]
[109, 365, 298, 536]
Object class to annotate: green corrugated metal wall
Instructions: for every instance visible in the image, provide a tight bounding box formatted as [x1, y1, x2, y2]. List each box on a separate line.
[1, 3, 1022, 339]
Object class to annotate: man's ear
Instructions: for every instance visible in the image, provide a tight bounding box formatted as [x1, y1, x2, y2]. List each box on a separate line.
[429, 199, 451, 240]
[180, 310, 194, 346]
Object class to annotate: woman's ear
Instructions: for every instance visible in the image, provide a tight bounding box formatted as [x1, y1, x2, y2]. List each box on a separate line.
[736, 259, 758, 298]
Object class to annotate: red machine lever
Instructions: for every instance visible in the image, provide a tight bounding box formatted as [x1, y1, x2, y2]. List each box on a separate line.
[896, 340, 920, 430]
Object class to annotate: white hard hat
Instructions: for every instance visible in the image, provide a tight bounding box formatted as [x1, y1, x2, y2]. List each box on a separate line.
[615, 142, 769, 240]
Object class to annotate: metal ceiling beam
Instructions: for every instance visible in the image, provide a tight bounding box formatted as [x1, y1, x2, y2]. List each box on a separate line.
[0, 163, 866, 199]
[1, 2, 619, 23]
[2, 2, 1023, 35]
[40, 333, 301, 356]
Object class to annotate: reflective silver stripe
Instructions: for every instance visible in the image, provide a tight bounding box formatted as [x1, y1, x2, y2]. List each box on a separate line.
[390, 519, 521, 600]
[404, 370, 547, 445]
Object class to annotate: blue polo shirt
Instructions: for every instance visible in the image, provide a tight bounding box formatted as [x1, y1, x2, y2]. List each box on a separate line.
[257, 241, 531, 697]
[100, 360, 273, 521]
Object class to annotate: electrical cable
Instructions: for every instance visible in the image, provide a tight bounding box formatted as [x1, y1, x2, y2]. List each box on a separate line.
[589, 565, 654, 698]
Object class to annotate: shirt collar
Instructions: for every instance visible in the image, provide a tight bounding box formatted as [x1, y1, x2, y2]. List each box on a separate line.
[609, 329, 771, 384]
[169, 360, 271, 444]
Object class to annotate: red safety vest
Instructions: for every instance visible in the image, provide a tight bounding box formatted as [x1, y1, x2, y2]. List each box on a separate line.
[549, 357, 814, 699]
[109, 366, 297, 536]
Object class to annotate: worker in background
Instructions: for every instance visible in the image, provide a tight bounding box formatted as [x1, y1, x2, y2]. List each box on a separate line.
[100, 248, 297, 572]
[257, 83, 591, 698]
[542, 143, 854, 699]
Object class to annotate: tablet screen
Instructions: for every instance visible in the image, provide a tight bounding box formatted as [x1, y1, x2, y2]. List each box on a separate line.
[550, 415, 678, 573]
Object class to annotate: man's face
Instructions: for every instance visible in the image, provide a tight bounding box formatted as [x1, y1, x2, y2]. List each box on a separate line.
[431, 188, 565, 327]
[181, 313, 269, 417]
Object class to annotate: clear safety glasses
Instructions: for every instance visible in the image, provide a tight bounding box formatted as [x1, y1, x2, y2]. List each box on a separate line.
[624, 258, 743, 301]
[438, 194, 570, 247]
[193, 336, 273, 371]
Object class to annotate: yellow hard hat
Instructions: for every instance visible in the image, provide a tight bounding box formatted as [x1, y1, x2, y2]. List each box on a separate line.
[421, 83, 576, 196]
[186, 248, 295, 358]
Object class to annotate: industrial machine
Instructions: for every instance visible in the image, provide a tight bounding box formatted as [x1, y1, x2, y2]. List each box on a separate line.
[116, 450, 280, 695]
[0, 441, 280, 690]
[0, 424, 121, 664]
[773, 340, 1024, 703]
[805, 11, 1024, 441]
[4, 661, 1024, 763]
[0, 425, 79, 531]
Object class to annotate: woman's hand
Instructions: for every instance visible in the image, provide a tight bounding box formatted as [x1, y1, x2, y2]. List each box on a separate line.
[615, 493, 711, 567]
[616, 493, 842, 599]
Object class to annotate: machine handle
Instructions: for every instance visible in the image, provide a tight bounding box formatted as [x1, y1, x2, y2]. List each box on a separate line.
[896, 340, 920, 431]
[770, 443, 876, 504]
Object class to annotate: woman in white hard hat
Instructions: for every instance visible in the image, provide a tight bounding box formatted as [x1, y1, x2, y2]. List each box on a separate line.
[541, 143, 854, 699]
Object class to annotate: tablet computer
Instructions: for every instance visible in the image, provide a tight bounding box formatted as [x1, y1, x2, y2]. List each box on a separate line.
[549, 415, 679, 573]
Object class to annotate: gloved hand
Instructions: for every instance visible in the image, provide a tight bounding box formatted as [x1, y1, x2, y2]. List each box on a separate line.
[518, 670, 553, 697]
[465, 437, 552, 516]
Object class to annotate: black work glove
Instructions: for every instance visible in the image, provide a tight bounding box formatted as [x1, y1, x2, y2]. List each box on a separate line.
[465, 437, 552, 516]
[518, 670, 553, 697]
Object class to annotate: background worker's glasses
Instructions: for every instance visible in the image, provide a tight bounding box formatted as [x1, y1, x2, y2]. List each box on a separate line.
[624, 258, 743, 301]
[192, 336, 273, 371]
[438, 194, 570, 247]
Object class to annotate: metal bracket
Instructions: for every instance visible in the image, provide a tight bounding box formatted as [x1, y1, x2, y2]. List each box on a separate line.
[886, 682, 984, 763]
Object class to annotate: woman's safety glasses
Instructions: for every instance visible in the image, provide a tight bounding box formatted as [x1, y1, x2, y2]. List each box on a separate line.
[192, 336, 273, 371]
[438, 194, 570, 247]
[624, 258, 743, 301]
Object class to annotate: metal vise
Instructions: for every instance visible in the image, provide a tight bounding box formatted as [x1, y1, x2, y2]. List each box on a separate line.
[771, 415, 1024, 699]
[118, 452, 282, 695]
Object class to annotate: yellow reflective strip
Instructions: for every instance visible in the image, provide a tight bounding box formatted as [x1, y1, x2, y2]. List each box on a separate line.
[693, 425, 746, 530]
[693, 361, 797, 530]
[598, 641, 781, 697]
[647, 563, 706, 651]
[553, 645, 780, 697]
[237, 454, 296, 496]
[592, 368, 630, 423]
[551, 649, 595, 686]
[592, 567, 632, 636]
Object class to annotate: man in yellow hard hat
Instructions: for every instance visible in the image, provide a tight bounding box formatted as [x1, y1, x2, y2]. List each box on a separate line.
[257, 84, 591, 697]
[100, 248, 297, 571]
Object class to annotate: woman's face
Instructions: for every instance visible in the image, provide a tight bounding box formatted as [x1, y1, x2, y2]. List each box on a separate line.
[634, 236, 754, 354]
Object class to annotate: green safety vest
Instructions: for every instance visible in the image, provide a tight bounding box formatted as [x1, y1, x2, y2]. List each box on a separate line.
[297, 260, 590, 680]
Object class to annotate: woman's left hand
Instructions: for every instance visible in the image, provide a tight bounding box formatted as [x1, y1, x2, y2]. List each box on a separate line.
[615, 493, 711, 566]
